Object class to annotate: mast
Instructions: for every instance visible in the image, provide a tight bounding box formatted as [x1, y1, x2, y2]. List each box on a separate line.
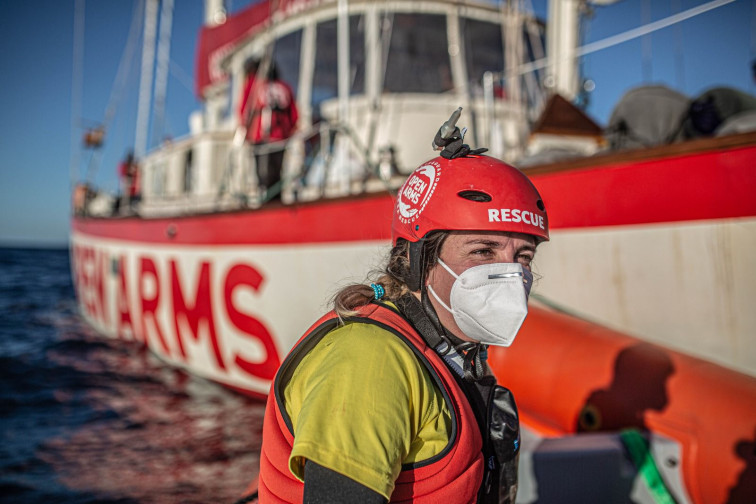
[204, 0, 227, 26]
[151, 0, 174, 148]
[546, 0, 582, 101]
[135, 0, 159, 158]
[546, 0, 623, 100]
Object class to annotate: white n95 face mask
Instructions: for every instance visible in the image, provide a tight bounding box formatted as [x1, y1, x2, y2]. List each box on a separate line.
[428, 260, 532, 347]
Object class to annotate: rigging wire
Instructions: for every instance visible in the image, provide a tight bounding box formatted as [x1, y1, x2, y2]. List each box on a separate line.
[169, 60, 195, 94]
[82, 0, 145, 186]
[672, 0, 686, 90]
[103, 0, 145, 133]
[641, 0, 652, 82]
[576, 0, 594, 109]
[69, 0, 86, 185]
[751, 0, 756, 91]
[501, 0, 736, 82]
[522, 0, 548, 116]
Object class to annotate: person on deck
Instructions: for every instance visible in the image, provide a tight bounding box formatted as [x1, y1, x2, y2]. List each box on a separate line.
[256, 110, 549, 503]
[238, 57, 299, 202]
[117, 151, 140, 212]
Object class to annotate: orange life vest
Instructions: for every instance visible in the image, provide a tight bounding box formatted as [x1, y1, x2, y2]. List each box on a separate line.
[257, 302, 484, 503]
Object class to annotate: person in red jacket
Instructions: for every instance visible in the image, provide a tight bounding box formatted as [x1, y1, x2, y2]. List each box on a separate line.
[239, 57, 299, 202]
[117, 151, 140, 211]
[256, 109, 549, 503]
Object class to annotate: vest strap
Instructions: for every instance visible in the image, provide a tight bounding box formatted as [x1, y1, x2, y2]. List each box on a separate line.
[396, 294, 446, 349]
[395, 294, 520, 503]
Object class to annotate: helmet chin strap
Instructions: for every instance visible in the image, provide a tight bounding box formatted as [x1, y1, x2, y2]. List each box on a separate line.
[420, 281, 449, 346]
[408, 234, 486, 380]
[407, 239, 426, 292]
[420, 269, 487, 381]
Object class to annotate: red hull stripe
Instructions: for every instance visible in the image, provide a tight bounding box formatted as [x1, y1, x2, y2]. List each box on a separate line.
[531, 144, 756, 230]
[72, 194, 395, 245]
[72, 146, 756, 245]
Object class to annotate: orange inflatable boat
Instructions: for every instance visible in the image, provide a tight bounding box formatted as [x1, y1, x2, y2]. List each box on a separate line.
[488, 304, 756, 503]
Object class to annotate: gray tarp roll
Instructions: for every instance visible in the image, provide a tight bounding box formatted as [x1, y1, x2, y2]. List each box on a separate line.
[681, 86, 756, 139]
[605, 85, 690, 150]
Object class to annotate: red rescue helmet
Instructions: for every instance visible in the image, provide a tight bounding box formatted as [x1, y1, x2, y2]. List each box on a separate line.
[392, 154, 549, 246]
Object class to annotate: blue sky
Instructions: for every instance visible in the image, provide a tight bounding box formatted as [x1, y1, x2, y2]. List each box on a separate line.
[0, 0, 753, 247]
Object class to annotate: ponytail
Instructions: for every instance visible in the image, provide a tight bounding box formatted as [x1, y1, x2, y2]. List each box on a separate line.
[332, 232, 448, 320]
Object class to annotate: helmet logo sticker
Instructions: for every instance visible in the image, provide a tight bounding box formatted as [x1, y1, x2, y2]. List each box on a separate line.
[397, 162, 440, 224]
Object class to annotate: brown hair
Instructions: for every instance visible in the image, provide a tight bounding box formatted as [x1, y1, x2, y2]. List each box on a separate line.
[332, 232, 448, 319]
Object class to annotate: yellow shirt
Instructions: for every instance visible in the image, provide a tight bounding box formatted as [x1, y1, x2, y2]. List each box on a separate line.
[283, 320, 452, 499]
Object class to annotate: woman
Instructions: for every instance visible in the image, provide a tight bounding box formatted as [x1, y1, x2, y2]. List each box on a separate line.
[257, 113, 549, 503]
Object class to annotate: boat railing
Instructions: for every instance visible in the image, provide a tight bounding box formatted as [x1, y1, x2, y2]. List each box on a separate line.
[479, 68, 549, 161]
[220, 118, 402, 206]
[127, 115, 403, 218]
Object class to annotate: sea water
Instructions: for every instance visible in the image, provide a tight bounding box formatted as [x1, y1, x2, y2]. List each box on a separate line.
[0, 247, 264, 503]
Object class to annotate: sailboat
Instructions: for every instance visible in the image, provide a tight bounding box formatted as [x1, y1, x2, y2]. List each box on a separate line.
[70, 1, 756, 502]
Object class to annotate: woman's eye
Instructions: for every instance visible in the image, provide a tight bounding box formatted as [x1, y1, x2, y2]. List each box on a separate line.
[516, 254, 533, 266]
[472, 248, 493, 256]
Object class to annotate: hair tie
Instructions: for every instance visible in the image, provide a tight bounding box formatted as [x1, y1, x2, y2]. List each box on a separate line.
[371, 283, 385, 300]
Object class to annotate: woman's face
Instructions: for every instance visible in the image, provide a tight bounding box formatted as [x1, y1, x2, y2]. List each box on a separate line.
[425, 230, 537, 342]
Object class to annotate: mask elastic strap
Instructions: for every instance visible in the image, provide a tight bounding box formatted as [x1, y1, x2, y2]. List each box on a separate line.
[523, 268, 533, 298]
[426, 279, 484, 380]
[419, 283, 454, 355]
[427, 284, 453, 314]
[427, 258, 458, 314]
[436, 259, 459, 279]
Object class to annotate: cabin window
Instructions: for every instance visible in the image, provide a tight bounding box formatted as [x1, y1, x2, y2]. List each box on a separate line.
[152, 161, 166, 197]
[183, 149, 193, 194]
[273, 29, 303, 98]
[224, 72, 237, 121]
[312, 15, 366, 119]
[461, 18, 504, 92]
[382, 13, 452, 93]
[523, 21, 546, 101]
